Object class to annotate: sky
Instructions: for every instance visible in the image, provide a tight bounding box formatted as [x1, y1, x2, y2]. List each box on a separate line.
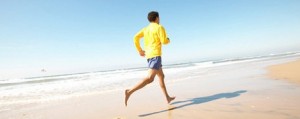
[1, 0, 300, 79]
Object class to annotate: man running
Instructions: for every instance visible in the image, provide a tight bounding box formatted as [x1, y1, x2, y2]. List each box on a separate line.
[125, 11, 175, 106]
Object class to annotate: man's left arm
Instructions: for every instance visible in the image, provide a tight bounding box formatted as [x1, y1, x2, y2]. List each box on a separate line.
[133, 29, 145, 57]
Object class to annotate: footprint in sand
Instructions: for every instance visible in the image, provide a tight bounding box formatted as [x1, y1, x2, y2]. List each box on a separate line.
[112, 116, 126, 119]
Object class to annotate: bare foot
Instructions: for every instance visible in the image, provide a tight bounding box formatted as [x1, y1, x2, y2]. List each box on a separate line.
[125, 89, 130, 106]
[167, 96, 176, 104]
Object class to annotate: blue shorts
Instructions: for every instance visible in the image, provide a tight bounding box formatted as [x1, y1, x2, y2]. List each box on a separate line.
[147, 56, 162, 70]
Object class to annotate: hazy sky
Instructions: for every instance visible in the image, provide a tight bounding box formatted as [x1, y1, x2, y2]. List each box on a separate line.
[1, 0, 300, 78]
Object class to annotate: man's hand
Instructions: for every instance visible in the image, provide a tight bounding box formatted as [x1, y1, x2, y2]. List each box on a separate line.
[139, 50, 145, 57]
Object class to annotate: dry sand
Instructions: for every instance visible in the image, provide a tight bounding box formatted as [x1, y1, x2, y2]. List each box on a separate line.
[267, 59, 300, 84]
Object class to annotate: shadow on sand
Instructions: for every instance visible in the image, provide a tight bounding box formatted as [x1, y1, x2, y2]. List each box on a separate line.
[139, 90, 247, 117]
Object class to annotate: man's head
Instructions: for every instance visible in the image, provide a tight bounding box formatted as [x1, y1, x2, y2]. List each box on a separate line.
[148, 11, 159, 23]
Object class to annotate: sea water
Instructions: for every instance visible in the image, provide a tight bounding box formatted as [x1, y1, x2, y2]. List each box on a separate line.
[0, 52, 299, 111]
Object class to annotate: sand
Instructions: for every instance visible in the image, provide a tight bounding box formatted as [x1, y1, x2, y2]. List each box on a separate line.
[267, 59, 300, 84]
[1, 55, 300, 119]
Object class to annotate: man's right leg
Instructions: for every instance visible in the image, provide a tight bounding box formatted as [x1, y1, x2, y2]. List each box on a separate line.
[156, 68, 175, 104]
[125, 69, 157, 106]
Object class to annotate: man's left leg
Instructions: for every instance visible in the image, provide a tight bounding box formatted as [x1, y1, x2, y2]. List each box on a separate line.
[157, 68, 175, 103]
[125, 69, 157, 106]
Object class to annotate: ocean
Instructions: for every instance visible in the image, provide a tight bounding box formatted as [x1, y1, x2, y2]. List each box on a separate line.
[0, 52, 300, 111]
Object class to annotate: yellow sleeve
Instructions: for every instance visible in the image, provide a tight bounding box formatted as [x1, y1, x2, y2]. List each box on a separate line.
[133, 28, 144, 52]
[158, 26, 170, 45]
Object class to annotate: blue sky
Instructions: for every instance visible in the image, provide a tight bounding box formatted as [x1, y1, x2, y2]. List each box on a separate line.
[1, 0, 300, 78]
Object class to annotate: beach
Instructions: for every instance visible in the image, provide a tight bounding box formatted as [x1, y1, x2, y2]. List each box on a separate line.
[1, 53, 300, 119]
[267, 59, 300, 84]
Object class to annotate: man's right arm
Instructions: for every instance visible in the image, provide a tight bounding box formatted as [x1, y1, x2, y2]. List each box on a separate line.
[158, 26, 170, 45]
[133, 29, 145, 56]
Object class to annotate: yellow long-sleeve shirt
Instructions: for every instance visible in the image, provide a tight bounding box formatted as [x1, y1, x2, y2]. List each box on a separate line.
[134, 23, 170, 59]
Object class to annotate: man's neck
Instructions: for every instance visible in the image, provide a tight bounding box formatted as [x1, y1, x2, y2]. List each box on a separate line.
[150, 22, 159, 24]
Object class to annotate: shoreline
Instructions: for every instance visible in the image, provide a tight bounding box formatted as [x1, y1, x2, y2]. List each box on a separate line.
[1, 55, 300, 119]
[3, 52, 299, 81]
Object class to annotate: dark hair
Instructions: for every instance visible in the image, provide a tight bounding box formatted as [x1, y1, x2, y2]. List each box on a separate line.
[148, 11, 159, 22]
